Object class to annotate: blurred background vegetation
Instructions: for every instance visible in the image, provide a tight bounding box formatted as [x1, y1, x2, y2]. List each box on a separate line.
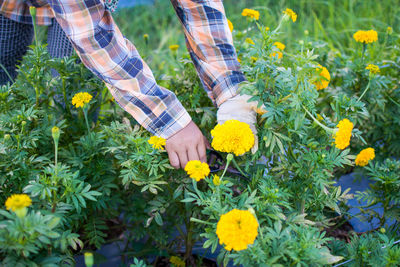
[112, 0, 399, 77]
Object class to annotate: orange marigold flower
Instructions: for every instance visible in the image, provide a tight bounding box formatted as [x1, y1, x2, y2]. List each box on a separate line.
[333, 119, 353, 150]
[355, 148, 375, 167]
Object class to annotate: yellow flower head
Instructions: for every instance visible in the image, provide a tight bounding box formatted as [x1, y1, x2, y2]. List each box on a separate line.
[273, 42, 286, 50]
[169, 44, 179, 52]
[251, 56, 258, 62]
[241, 8, 260, 20]
[216, 209, 258, 251]
[334, 119, 353, 150]
[227, 19, 233, 32]
[387, 27, 393, 35]
[184, 160, 210, 181]
[170, 256, 185, 267]
[353, 30, 378, 44]
[366, 64, 380, 74]
[269, 51, 283, 59]
[213, 175, 221, 186]
[265, 27, 270, 31]
[314, 65, 331, 90]
[245, 38, 255, 45]
[148, 136, 166, 150]
[72, 92, 93, 108]
[5, 194, 32, 211]
[283, 8, 297, 22]
[143, 33, 149, 39]
[355, 147, 375, 167]
[211, 120, 255, 156]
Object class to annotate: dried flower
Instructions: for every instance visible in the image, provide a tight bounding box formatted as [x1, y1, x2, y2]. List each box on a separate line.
[216, 209, 258, 251]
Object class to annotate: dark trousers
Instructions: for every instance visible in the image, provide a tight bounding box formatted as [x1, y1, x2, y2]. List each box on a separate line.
[0, 14, 74, 85]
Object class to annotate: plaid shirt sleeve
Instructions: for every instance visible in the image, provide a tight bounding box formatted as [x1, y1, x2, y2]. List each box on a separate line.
[47, 0, 244, 138]
[172, 0, 245, 106]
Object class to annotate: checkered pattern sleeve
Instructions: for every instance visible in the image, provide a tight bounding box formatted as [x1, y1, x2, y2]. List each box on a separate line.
[171, 0, 246, 106]
[47, 0, 192, 138]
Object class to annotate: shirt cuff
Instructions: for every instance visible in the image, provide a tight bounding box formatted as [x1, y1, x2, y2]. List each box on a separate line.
[212, 71, 247, 107]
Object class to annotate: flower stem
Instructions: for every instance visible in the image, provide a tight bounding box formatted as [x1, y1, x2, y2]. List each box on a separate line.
[83, 108, 91, 133]
[231, 158, 248, 178]
[357, 78, 371, 102]
[302, 105, 335, 134]
[220, 154, 233, 180]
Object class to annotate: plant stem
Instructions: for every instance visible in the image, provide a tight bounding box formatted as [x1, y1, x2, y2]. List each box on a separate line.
[302, 105, 335, 133]
[357, 79, 371, 101]
[231, 158, 248, 178]
[219, 158, 232, 180]
[83, 108, 91, 133]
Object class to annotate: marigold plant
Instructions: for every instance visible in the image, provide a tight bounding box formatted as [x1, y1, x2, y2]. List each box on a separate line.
[355, 147, 375, 166]
[334, 119, 354, 150]
[184, 160, 210, 181]
[216, 209, 258, 251]
[211, 119, 254, 156]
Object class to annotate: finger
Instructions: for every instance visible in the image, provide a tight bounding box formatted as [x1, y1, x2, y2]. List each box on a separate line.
[203, 136, 211, 149]
[177, 150, 189, 169]
[197, 139, 207, 163]
[188, 145, 200, 162]
[168, 150, 180, 169]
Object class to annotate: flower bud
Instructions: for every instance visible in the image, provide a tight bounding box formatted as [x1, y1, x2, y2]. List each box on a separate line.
[29, 6, 36, 17]
[387, 27, 393, 35]
[226, 153, 234, 162]
[84, 252, 94, 267]
[21, 121, 26, 127]
[51, 126, 60, 143]
[15, 207, 27, 218]
[4, 134, 10, 141]
[304, 30, 309, 35]
[380, 228, 386, 234]
[213, 175, 221, 186]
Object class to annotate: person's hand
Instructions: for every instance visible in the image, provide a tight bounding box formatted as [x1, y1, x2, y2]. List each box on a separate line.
[166, 121, 209, 169]
[217, 94, 265, 153]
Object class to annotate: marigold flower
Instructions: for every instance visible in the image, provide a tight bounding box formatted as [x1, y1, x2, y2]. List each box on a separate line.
[170, 256, 185, 267]
[283, 8, 297, 22]
[143, 33, 149, 39]
[265, 27, 270, 31]
[5, 194, 32, 211]
[241, 8, 260, 20]
[213, 175, 221, 186]
[269, 51, 283, 59]
[184, 160, 210, 181]
[245, 38, 255, 45]
[353, 30, 378, 44]
[273, 42, 286, 50]
[333, 119, 353, 150]
[251, 56, 258, 62]
[314, 65, 331, 90]
[227, 19, 233, 32]
[148, 136, 166, 150]
[237, 57, 241, 63]
[366, 64, 380, 74]
[211, 120, 254, 156]
[216, 209, 258, 251]
[355, 147, 375, 166]
[169, 44, 179, 52]
[72, 92, 93, 108]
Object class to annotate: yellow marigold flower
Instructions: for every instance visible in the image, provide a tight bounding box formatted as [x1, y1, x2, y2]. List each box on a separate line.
[5, 194, 32, 211]
[211, 120, 254, 156]
[184, 160, 210, 181]
[245, 38, 255, 45]
[213, 175, 221, 186]
[366, 64, 380, 74]
[241, 8, 260, 20]
[216, 209, 258, 251]
[170, 256, 185, 267]
[314, 65, 331, 90]
[355, 147, 375, 167]
[265, 27, 270, 31]
[269, 51, 283, 59]
[169, 44, 179, 52]
[72, 92, 93, 108]
[273, 42, 286, 50]
[227, 19, 233, 32]
[283, 8, 297, 22]
[353, 30, 378, 44]
[237, 57, 241, 63]
[251, 56, 258, 62]
[333, 119, 353, 150]
[143, 33, 149, 39]
[148, 136, 166, 150]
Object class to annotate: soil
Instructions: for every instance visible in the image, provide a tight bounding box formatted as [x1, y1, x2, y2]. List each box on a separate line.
[154, 254, 218, 267]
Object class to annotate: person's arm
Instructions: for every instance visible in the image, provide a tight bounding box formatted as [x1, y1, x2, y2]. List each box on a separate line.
[47, 0, 206, 168]
[171, 0, 246, 106]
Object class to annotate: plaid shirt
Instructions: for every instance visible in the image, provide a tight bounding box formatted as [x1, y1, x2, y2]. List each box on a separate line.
[0, 0, 245, 138]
